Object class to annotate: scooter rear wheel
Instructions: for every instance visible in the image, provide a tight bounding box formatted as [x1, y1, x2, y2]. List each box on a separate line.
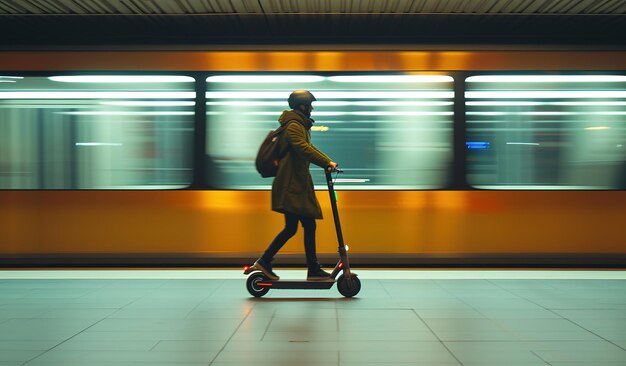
[337, 274, 361, 297]
[246, 272, 270, 297]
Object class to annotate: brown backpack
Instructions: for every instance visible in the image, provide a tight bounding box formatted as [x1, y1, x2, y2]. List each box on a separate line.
[255, 121, 294, 178]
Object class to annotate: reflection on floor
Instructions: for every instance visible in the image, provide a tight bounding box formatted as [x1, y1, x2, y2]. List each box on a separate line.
[0, 269, 625, 365]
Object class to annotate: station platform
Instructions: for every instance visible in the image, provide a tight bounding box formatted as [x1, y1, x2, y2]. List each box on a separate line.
[1, 269, 626, 365]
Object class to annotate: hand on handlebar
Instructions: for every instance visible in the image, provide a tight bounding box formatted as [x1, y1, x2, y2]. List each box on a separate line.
[327, 161, 338, 172]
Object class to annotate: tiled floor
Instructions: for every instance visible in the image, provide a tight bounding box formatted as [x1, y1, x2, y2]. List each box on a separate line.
[0, 269, 625, 365]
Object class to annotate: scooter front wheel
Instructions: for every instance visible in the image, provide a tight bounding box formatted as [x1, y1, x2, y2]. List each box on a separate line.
[246, 272, 270, 297]
[337, 274, 361, 297]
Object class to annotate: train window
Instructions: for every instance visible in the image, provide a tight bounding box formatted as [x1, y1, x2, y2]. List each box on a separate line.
[205, 74, 454, 189]
[0, 75, 195, 189]
[466, 75, 626, 190]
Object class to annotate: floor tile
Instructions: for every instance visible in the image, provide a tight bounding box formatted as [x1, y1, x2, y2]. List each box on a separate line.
[262, 330, 439, 342]
[416, 308, 486, 319]
[615, 340, 626, 348]
[230, 315, 272, 341]
[554, 309, 626, 319]
[0, 270, 624, 366]
[0, 318, 99, 341]
[87, 317, 241, 333]
[513, 331, 603, 341]
[340, 350, 458, 363]
[463, 364, 548, 366]
[26, 363, 207, 366]
[397, 298, 478, 310]
[52, 339, 158, 351]
[591, 329, 626, 341]
[151, 340, 227, 352]
[224, 340, 443, 352]
[107, 308, 193, 319]
[273, 307, 338, 319]
[496, 318, 589, 332]
[463, 298, 546, 310]
[339, 317, 429, 332]
[445, 340, 623, 355]
[0, 350, 43, 362]
[213, 350, 337, 363]
[424, 318, 508, 333]
[534, 349, 626, 362]
[445, 342, 546, 363]
[434, 330, 522, 342]
[35, 308, 118, 319]
[479, 309, 560, 319]
[186, 306, 251, 319]
[337, 308, 418, 319]
[0, 309, 47, 318]
[340, 363, 460, 366]
[25, 350, 217, 364]
[267, 317, 338, 333]
[72, 330, 232, 341]
[0, 341, 57, 351]
[563, 317, 626, 332]
[550, 363, 626, 366]
[212, 363, 334, 366]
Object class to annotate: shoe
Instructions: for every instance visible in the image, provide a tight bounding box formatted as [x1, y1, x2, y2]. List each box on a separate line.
[251, 258, 279, 281]
[307, 266, 332, 281]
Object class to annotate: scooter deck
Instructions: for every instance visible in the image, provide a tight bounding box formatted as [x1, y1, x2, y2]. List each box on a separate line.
[257, 279, 335, 290]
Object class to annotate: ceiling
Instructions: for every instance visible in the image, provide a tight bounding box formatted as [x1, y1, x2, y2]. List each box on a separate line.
[0, 0, 624, 49]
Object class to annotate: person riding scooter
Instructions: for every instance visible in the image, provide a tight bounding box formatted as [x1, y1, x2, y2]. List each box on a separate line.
[250, 90, 338, 281]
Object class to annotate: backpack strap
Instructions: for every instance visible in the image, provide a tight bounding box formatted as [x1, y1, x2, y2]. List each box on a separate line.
[275, 120, 298, 157]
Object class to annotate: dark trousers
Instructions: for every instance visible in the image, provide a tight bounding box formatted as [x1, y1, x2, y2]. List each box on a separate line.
[261, 212, 318, 269]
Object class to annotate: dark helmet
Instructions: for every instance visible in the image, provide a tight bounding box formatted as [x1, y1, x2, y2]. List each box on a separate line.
[288, 90, 317, 109]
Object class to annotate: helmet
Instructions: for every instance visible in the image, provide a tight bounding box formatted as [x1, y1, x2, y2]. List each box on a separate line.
[288, 90, 316, 109]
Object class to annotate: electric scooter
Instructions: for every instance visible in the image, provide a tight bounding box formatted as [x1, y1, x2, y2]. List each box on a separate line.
[243, 168, 361, 298]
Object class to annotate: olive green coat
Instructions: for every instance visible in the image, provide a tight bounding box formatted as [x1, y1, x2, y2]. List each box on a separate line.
[271, 110, 332, 219]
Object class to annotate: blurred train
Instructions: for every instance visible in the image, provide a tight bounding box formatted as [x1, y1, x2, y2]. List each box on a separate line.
[1, 51, 625, 267]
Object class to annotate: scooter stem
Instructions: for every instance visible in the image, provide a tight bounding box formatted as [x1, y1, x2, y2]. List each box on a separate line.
[325, 169, 352, 276]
